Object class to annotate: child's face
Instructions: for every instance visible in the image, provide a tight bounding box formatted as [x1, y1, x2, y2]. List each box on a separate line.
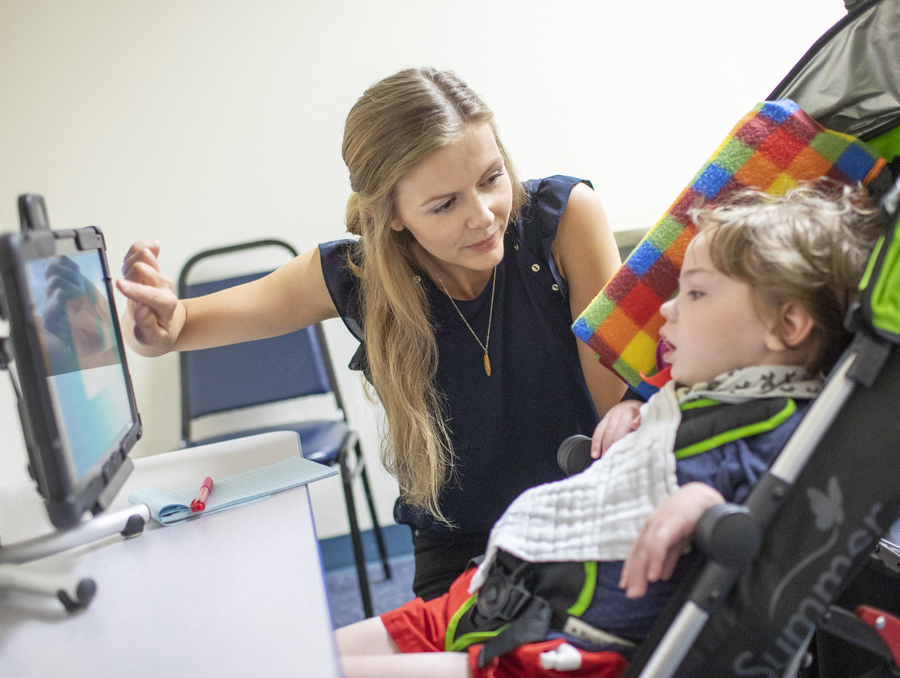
[659, 233, 782, 387]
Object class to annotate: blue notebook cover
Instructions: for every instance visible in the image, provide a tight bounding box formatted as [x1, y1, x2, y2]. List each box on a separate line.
[129, 455, 337, 525]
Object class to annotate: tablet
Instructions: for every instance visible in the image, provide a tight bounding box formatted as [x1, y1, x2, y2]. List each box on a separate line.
[0, 196, 142, 529]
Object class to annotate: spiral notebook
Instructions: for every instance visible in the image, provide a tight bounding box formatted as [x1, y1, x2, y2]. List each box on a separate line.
[129, 454, 337, 526]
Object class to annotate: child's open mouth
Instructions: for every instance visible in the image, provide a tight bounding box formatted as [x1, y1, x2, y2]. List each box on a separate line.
[658, 338, 675, 365]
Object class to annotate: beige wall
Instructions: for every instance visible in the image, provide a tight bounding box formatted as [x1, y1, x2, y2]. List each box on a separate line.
[0, 0, 846, 538]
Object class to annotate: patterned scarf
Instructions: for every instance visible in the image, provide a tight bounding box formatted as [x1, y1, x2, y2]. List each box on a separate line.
[680, 365, 824, 404]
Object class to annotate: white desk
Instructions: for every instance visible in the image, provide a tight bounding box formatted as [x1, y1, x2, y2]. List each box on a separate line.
[0, 432, 341, 678]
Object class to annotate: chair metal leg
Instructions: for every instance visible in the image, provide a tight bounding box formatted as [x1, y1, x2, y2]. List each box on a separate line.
[338, 448, 375, 619]
[355, 442, 392, 580]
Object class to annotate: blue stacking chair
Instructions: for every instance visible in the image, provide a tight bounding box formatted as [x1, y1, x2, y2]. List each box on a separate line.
[178, 239, 391, 618]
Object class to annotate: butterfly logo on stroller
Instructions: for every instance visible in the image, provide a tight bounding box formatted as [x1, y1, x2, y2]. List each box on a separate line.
[731, 478, 884, 677]
[768, 477, 845, 620]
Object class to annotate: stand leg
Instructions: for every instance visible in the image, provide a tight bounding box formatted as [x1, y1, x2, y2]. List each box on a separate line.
[0, 504, 150, 612]
[0, 504, 150, 565]
[0, 564, 96, 612]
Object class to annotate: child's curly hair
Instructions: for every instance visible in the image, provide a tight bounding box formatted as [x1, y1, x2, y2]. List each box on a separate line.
[689, 183, 882, 373]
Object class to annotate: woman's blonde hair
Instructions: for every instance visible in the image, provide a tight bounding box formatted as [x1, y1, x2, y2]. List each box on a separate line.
[690, 183, 881, 373]
[342, 67, 526, 523]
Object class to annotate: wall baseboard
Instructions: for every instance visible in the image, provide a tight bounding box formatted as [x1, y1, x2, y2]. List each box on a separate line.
[319, 523, 413, 572]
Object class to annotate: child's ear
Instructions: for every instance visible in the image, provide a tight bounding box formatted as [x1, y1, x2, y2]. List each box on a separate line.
[766, 301, 815, 351]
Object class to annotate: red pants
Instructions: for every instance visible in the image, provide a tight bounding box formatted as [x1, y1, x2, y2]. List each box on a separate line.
[381, 568, 628, 678]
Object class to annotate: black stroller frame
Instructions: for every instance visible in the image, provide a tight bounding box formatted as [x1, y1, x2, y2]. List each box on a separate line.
[622, 2, 900, 675]
[626, 224, 900, 677]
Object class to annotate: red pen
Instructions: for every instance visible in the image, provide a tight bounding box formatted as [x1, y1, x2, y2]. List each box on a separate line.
[190, 477, 213, 512]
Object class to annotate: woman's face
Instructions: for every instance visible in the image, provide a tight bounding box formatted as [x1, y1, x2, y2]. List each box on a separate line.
[392, 123, 513, 288]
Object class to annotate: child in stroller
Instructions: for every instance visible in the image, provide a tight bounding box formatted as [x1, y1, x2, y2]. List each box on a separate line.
[336, 183, 881, 678]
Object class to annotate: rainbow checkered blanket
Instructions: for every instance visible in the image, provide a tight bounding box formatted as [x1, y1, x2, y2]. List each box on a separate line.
[572, 100, 887, 398]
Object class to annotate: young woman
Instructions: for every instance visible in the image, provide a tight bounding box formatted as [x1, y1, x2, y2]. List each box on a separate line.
[118, 67, 626, 599]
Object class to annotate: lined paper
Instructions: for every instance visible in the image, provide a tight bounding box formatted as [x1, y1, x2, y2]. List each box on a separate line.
[129, 456, 337, 526]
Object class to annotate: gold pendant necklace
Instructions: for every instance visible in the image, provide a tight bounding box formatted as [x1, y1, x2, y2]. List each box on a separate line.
[436, 267, 497, 377]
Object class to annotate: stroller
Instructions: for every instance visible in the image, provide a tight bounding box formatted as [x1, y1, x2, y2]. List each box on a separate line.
[622, 1, 900, 676]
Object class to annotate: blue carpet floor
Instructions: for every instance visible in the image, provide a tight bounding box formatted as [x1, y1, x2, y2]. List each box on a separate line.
[321, 525, 416, 629]
[325, 553, 416, 628]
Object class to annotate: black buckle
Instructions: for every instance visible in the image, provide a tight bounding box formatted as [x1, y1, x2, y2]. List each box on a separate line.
[476, 571, 533, 622]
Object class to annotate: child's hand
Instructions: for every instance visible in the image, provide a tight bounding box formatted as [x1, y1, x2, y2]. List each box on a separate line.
[591, 400, 642, 458]
[619, 483, 725, 599]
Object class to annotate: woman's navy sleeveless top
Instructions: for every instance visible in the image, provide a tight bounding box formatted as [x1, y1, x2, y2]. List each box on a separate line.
[319, 175, 601, 533]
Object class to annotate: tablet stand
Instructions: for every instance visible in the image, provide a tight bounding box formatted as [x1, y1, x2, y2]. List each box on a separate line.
[0, 335, 150, 611]
[0, 503, 150, 611]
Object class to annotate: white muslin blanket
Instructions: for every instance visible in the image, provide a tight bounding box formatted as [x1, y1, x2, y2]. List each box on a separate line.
[469, 380, 682, 592]
[468, 365, 824, 593]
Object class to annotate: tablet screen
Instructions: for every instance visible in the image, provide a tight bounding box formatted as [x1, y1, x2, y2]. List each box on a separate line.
[24, 250, 134, 481]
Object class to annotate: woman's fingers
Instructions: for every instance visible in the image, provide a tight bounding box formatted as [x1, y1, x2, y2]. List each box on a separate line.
[116, 278, 178, 345]
[122, 241, 161, 268]
[117, 241, 190, 354]
[117, 278, 176, 314]
[121, 242, 164, 281]
[119, 241, 175, 315]
[122, 260, 174, 293]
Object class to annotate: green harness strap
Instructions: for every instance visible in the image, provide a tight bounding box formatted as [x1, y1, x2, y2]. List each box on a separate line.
[447, 397, 800, 661]
[446, 595, 506, 652]
[446, 560, 598, 652]
[674, 397, 796, 460]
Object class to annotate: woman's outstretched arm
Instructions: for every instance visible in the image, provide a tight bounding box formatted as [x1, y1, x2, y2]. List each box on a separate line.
[117, 240, 338, 356]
